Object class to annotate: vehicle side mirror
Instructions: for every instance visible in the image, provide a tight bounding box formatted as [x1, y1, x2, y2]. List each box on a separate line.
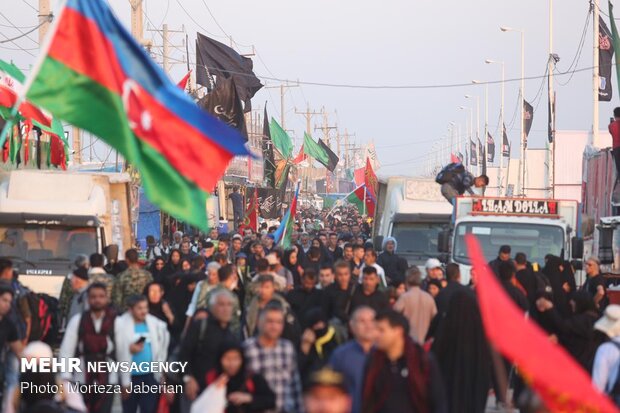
[571, 237, 584, 260]
[374, 236, 384, 252]
[438, 230, 450, 254]
[598, 227, 614, 265]
[571, 259, 583, 271]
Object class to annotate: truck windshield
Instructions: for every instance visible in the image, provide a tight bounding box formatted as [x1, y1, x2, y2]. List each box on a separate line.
[392, 222, 446, 257]
[0, 225, 97, 265]
[453, 222, 565, 266]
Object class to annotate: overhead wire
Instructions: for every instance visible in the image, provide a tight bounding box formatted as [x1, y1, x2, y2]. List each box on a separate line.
[0, 20, 47, 44]
[0, 11, 40, 45]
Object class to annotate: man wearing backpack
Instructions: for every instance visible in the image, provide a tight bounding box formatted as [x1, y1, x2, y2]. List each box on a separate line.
[59, 282, 117, 413]
[435, 162, 489, 205]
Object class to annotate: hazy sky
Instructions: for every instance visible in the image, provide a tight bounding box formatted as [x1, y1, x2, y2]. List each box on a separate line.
[1, 0, 614, 176]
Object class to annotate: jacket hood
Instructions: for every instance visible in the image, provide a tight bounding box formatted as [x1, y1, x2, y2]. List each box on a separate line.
[382, 236, 398, 252]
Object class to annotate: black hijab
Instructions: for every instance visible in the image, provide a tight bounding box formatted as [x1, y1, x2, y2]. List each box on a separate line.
[431, 290, 491, 413]
[543, 255, 571, 316]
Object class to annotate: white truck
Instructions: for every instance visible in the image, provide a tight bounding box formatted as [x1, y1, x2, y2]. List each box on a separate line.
[439, 196, 583, 285]
[374, 177, 453, 268]
[0, 170, 134, 296]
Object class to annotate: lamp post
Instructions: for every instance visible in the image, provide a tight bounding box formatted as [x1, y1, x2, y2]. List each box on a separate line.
[465, 94, 480, 175]
[486, 59, 505, 195]
[501, 26, 526, 196]
[460, 106, 473, 169]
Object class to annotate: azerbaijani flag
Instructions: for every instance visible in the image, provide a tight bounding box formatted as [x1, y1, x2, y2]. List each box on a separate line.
[345, 184, 376, 216]
[0, 59, 51, 126]
[24, 0, 251, 230]
[466, 234, 620, 413]
[273, 182, 300, 249]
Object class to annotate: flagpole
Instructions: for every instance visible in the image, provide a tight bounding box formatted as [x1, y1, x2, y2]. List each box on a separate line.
[0, 0, 68, 147]
[363, 185, 367, 216]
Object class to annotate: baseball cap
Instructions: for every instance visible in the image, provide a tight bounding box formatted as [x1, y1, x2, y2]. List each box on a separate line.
[305, 368, 348, 394]
[425, 258, 442, 270]
[232, 234, 243, 241]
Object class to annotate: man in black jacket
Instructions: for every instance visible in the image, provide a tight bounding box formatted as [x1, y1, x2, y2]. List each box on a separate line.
[325, 261, 356, 324]
[350, 267, 389, 314]
[179, 289, 236, 400]
[489, 245, 512, 278]
[377, 237, 408, 286]
[286, 269, 325, 327]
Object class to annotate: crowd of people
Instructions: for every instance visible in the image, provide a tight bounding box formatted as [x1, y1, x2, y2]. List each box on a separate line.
[1, 205, 620, 413]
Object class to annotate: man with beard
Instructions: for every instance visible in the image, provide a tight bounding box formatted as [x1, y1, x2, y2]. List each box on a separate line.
[60, 283, 117, 413]
[362, 310, 447, 413]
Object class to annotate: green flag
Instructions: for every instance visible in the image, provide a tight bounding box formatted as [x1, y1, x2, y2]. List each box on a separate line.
[303, 132, 330, 166]
[610, 2, 620, 97]
[269, 118, 293, 158]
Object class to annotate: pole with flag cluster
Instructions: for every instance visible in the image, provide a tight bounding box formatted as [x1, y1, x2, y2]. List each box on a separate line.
[273, 180, 301, 249]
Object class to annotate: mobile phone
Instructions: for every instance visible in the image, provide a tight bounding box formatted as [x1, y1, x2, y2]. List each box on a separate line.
[135, 336, 146, 345]
[612, 117, 615, 124]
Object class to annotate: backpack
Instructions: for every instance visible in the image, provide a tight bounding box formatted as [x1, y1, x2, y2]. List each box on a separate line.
[21, 291, 55, 343]
[435, 162, 465, 185]
[39, 294, 60, 345]
[606, 341, 620, 406]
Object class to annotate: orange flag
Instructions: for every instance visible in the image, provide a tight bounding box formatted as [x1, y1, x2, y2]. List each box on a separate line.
[466, 234, 619, 413]
[364, 157, 378, 197]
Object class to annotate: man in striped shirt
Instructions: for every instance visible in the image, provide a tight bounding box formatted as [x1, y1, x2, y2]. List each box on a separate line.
[244, 302, 304, 413]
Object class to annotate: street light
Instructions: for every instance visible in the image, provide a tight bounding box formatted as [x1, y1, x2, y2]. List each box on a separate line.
[486, 58, 506, 195]
[501, 25, 526, 196]
[472, 81, 489, 179]
[460, 106, 473, 169]
[465, 94, 480, 175]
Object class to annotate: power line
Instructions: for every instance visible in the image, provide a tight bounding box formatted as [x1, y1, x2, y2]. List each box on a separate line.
[20, 0, 37, 12]
[0, 20, 46, 44]
[0, 11, 40, 45]
[173, 0, 227, 40]
[161, 52, 598, 90]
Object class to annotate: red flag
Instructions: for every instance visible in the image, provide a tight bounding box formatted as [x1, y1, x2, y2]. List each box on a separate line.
[244, 188, 258, 232]
[364, 157, 378, 197]
[354, 167, 365, 186]
[465, 234, 619, 413]
[293, 144, 307, 164]
[450, 153, 460, 163]
[177, 70, 192, 91]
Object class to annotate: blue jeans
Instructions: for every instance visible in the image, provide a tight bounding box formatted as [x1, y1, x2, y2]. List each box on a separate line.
[122, 373, 160, 413]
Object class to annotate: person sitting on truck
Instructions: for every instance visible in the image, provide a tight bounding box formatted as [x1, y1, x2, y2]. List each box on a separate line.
[608, 107, 620, 179]
[377, 237, 408, 286]
[435, 162, 489, 205]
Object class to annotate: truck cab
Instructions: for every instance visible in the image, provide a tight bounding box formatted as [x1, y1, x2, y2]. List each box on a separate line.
[374, 177, 452, 268]
[444, 197, 582, 285]
[0, 170, 133, 296]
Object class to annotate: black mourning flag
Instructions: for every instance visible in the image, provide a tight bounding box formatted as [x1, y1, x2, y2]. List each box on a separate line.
[198, 77, 247, 141]
[318, 139, 340, 172]
[502, 123, 511, 157]
[523, 100, 534, 148]
[196, 32, 263, 112]
[487, 132, 495, 163]
[600, 16, 615, 102]
[262, 106, 276, 187]
[470, 139, 478, 166]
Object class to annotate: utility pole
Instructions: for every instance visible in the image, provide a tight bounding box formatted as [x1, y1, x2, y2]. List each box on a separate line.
[548, 0, 556, 198]
[295, 105, 321, 136]
[38, 0, 51, 43]
[147, 25, 185, 74]
[129, 0, 153, 48]
[593, 0, 600, 147]
[340, 129, 356, 170]
[265, 82, 299, 132]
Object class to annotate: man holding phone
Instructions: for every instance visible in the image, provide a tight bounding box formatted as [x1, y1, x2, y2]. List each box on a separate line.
[609, 107, 620, 179]
[115, 295, 170, 413]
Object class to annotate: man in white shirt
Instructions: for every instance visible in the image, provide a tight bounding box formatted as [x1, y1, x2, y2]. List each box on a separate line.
[359, 249, 386, 288]
[59, 283, 117, 413]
